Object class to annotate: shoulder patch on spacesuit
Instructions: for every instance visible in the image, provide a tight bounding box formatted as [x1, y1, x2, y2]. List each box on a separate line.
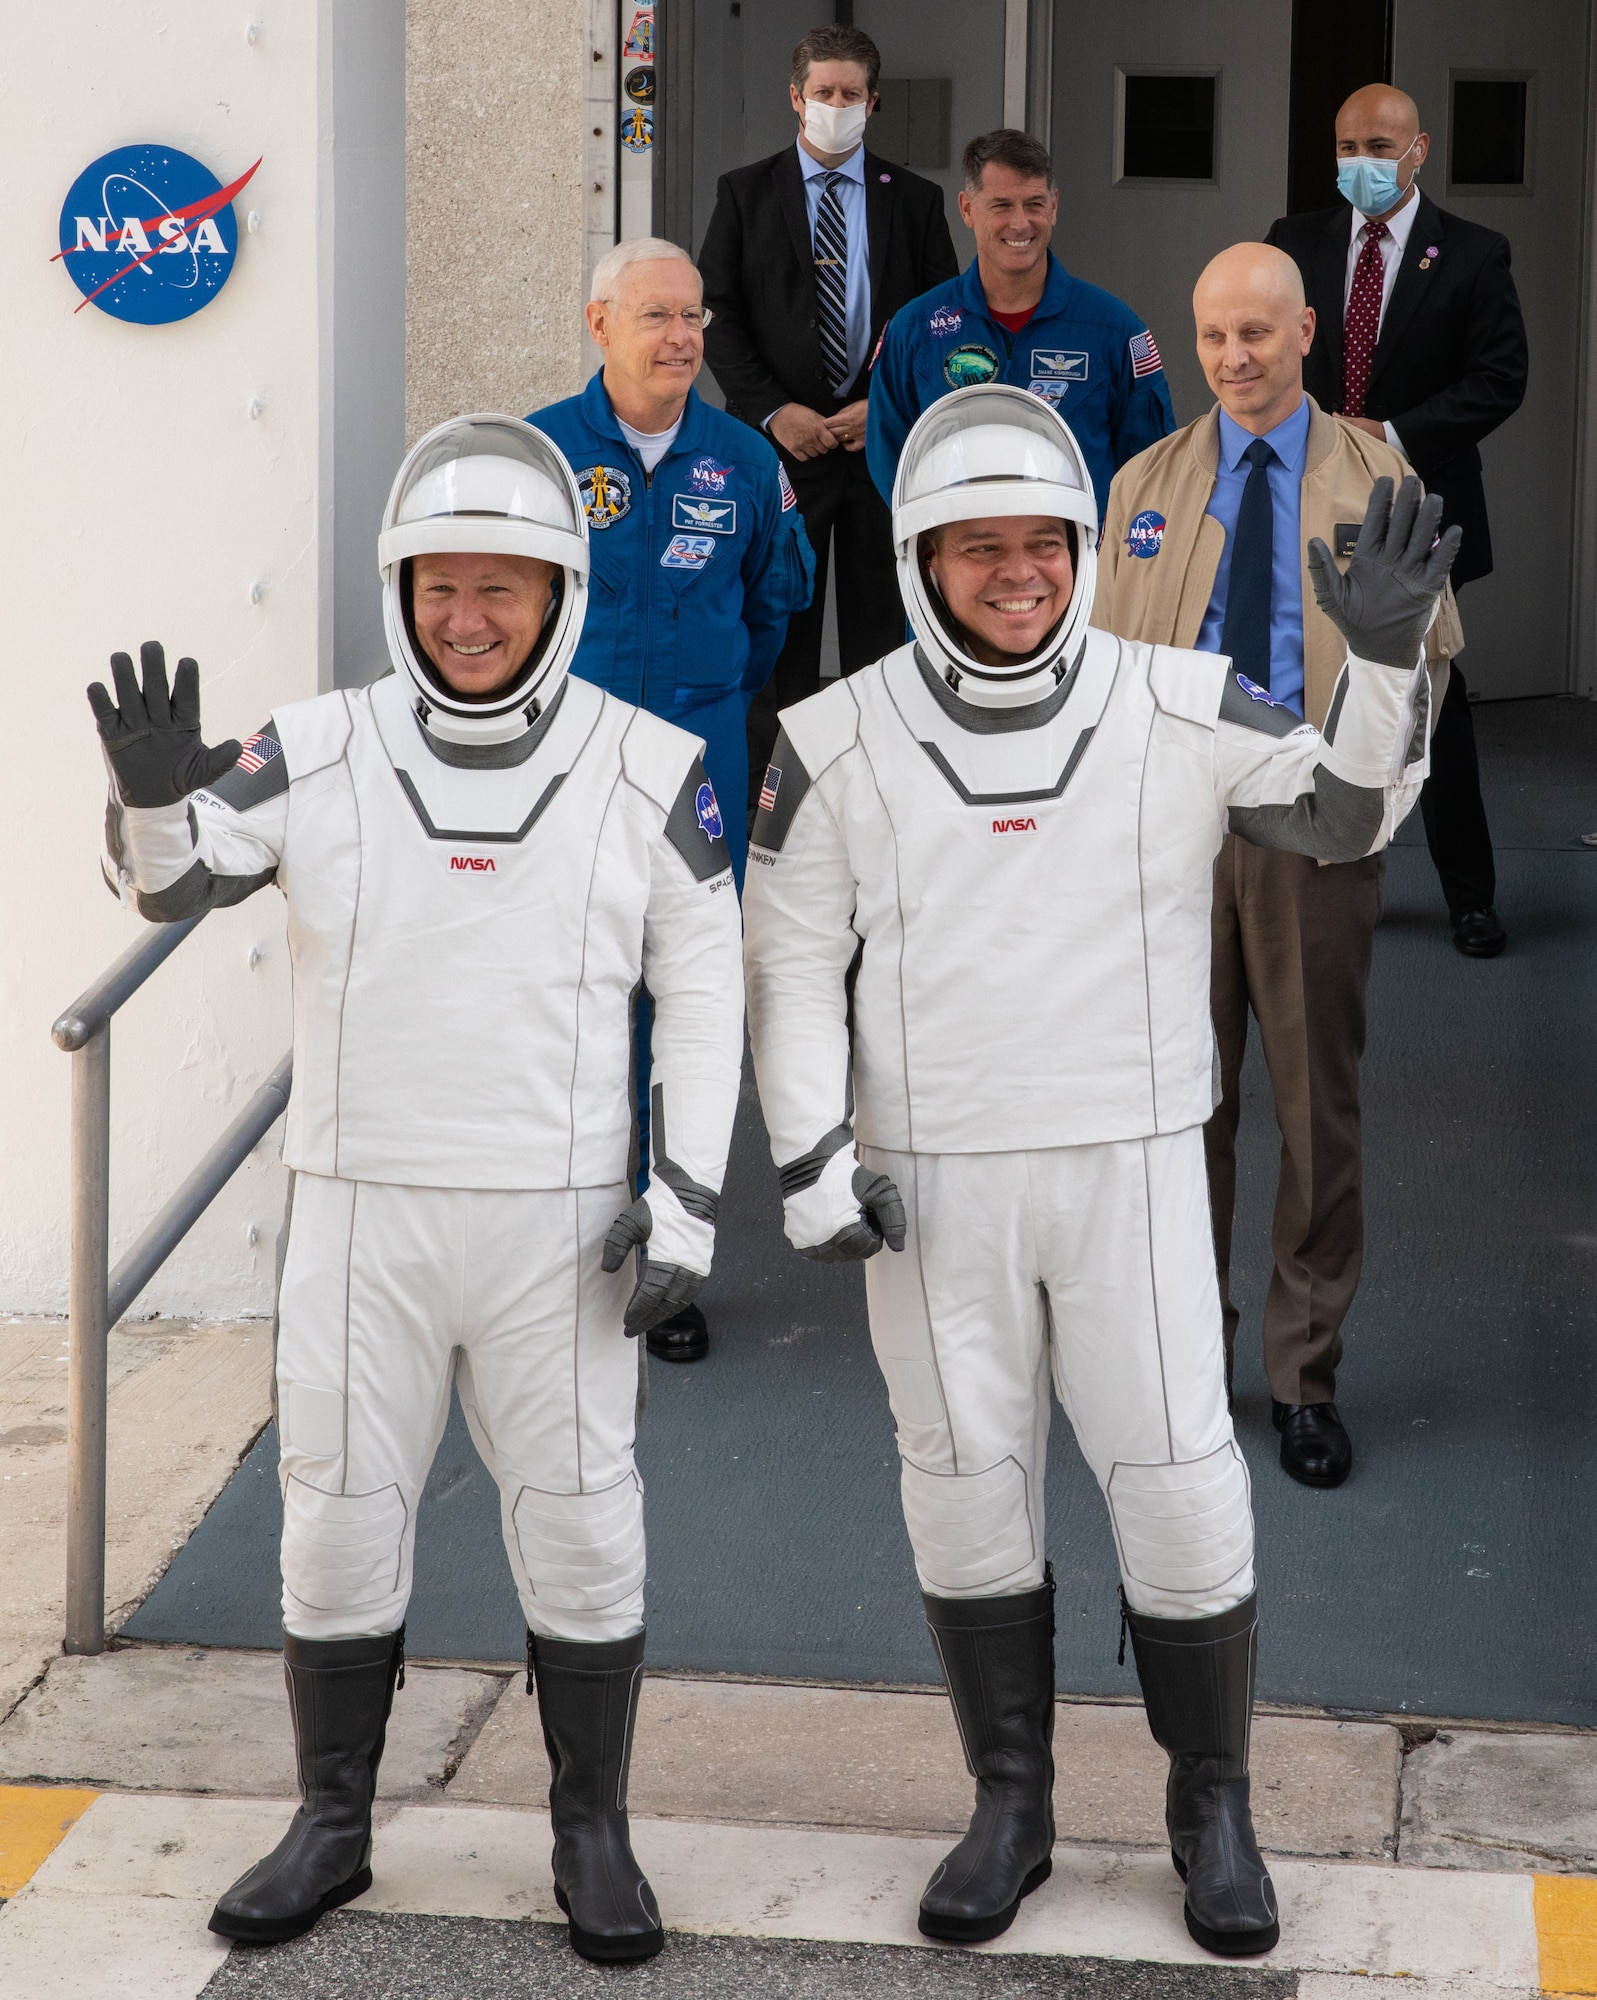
[1145, 644, 1228, 730]
[1218, 669, 1306, 740]
[664, 758, 732, 882]
[750, 728, 812, 855]
[204, 721, 289, 813]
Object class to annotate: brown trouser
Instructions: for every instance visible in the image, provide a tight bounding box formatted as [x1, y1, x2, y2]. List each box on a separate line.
[1204, 834, 1385, 1407]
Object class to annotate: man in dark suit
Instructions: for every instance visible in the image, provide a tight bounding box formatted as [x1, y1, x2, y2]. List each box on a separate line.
[1267, 83, 1528, 958]
[698, 23, 959, 805]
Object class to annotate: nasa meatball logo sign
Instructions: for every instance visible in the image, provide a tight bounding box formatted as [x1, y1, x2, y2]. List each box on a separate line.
[694, 782, 724, 843]
[55, 145, 260, 323]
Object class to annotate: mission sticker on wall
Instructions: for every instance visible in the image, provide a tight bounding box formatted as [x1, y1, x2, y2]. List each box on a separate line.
[55, 145, 259, 323]
[624, 66, 655, 104]
[621, 107, 653, 153]
[622, 8, 654, 59]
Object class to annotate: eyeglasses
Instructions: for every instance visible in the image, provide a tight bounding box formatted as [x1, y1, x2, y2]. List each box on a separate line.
[610, 304, 714, 332]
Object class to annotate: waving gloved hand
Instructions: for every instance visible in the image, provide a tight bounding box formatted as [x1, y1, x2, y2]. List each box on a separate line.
[782, 1143, 907, 1264]
[87, 641, 242, 808]
[601, 1197, 707, 1338]
[1306, 476, 1462, 671]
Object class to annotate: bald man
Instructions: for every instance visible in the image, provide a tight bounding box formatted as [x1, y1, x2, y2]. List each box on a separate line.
[1267, 85, 1527, 960]
[1093, 242, 1461, 1490]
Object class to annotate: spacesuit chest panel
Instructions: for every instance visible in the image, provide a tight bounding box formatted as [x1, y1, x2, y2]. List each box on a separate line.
[842, 635, 1221, 1152]
[287, 675, 650, 1190]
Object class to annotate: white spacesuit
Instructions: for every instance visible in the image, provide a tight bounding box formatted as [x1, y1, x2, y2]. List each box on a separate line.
[92, 416, 744, 1965]
[742, 385, 1452, 1958]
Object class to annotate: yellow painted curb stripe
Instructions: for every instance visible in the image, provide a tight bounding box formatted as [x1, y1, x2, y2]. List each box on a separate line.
[1538, 1873, 1597, 1995]
[0, 1784, 99, 1900]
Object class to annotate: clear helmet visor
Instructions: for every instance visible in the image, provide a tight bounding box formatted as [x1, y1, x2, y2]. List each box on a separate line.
[377, 415, 591, 741]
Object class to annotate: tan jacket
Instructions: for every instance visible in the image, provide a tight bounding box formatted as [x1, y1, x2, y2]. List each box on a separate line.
[1091, 397, 1462, 731]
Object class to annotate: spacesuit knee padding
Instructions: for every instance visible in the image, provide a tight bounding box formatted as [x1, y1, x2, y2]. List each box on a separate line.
[899, 1455, 1036, 1594]
[280, 1477, 408, 1614]
[1106, 1444, 1253, 1599]
[512, 1475, 646, 1612]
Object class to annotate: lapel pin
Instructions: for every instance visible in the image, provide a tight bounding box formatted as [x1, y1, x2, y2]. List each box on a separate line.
[880, 172, 891, 182]
[1419, 243, 1438, 269]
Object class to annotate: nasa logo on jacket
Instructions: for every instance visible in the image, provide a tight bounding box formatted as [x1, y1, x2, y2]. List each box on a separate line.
[1125, 510, 1166, 559]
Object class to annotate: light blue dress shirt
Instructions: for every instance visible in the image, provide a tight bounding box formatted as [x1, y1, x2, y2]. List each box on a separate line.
[797, 137, 870, 392]
[1196, 399, 1312, 715]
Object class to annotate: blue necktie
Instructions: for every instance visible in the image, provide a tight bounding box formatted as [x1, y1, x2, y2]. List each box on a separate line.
[1220, 438, 1276, 692]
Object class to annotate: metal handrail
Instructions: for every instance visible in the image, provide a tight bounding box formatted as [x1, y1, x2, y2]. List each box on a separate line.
[52, 915, 292, 1654]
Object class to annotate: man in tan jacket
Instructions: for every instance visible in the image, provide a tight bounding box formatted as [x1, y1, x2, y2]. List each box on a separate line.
[1093, 243, 1458, 1490]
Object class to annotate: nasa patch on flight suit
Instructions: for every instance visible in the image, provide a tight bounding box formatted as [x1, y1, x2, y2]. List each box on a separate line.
[661, 533, 717, 570]
[942, 343, 999, 389]
[579, 465, 632, 528]
[671, 494, 737, 534]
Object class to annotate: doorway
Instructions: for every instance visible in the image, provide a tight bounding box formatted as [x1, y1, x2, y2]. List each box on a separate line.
[1048, 0, 1590, 698]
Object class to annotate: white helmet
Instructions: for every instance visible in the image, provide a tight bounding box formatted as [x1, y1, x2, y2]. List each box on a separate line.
[377, 414, 590, 745]
[893, 384, 1098, 710]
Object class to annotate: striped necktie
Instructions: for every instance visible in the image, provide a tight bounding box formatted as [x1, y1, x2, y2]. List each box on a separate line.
[814, 170, 850, 394]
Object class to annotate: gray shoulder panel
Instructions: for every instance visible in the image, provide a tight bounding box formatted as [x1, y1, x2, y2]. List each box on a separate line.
[1218, 671, 1304, 740]
[750, 728, 812, 855]
[663, 757, 732, 882]
[206, 721, 289, 812]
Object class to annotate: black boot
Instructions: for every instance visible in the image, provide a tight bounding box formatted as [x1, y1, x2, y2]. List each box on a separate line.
[1125, 1593, 1279, 1958]
[917, 1572, 1056, 1944]
[531, 1628, 664, 1963]
[209, 1627, 404, 1943]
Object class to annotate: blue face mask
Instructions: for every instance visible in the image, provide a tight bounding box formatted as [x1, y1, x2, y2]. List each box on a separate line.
[1335, 143, 1415, 217]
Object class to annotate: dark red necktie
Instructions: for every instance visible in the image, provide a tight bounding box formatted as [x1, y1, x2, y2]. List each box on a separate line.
[1342, 219, 1389, 418]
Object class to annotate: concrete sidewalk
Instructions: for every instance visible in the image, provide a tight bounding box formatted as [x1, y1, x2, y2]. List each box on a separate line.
[0, 1316, 272, 1721]
[0, 1647, 1594, 1996]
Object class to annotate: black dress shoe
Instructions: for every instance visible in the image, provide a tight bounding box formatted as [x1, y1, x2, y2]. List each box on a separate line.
[1452, 907, 1506, 958]
[1272, 1400, 1353, 1488]
[646, 1303, 709, 1363]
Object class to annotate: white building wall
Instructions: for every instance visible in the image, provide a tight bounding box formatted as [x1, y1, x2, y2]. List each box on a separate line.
[0, 2, 402, 1315]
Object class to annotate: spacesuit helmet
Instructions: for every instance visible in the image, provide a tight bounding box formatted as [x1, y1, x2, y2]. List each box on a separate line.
[892, 384, 1098, 710]
[377, 414, 590, 744]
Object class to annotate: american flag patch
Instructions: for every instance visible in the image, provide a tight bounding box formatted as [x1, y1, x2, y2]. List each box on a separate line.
[1129, 329, 1163, 378]
[758, 765, 782, 814]
[778, 465, 797, 512]
[236, 731, 282, 775]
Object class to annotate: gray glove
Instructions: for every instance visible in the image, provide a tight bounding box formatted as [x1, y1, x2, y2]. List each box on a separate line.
[799, 1167, 908, 1264]
[87, 642, 243, 808]
[1306, 476, 1462, 670]
[601, 1196, 705, 1338]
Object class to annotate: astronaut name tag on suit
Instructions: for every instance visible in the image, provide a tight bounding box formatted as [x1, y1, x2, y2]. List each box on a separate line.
[90, 418, 744, 1966]
[743, 386, 1455, 1958]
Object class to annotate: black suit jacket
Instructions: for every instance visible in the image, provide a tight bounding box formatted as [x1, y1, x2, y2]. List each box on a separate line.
[1266, 192, 1528, 584]
[699, 143, 959, 429]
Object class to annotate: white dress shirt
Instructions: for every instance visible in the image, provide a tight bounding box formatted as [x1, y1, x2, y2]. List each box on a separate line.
[1342, 188, 1421, 452]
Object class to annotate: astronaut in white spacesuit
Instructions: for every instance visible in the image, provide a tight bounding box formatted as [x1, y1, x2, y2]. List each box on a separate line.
[90, 416, 745, 1964]
[743, 384, 1455, 1958]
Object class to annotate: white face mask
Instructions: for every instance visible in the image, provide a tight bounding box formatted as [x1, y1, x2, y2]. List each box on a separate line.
[803, 98, 869, 156]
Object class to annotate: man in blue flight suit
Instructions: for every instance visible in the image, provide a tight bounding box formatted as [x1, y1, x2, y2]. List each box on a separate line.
[867, 130, 1176, 521]
[535, 236, 813, 1363]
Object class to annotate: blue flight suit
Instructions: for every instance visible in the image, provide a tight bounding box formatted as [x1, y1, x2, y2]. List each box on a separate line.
[866, 253, 1176, 525]
[534, 374, 813, 1197]
[532, 375, 814, 884]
